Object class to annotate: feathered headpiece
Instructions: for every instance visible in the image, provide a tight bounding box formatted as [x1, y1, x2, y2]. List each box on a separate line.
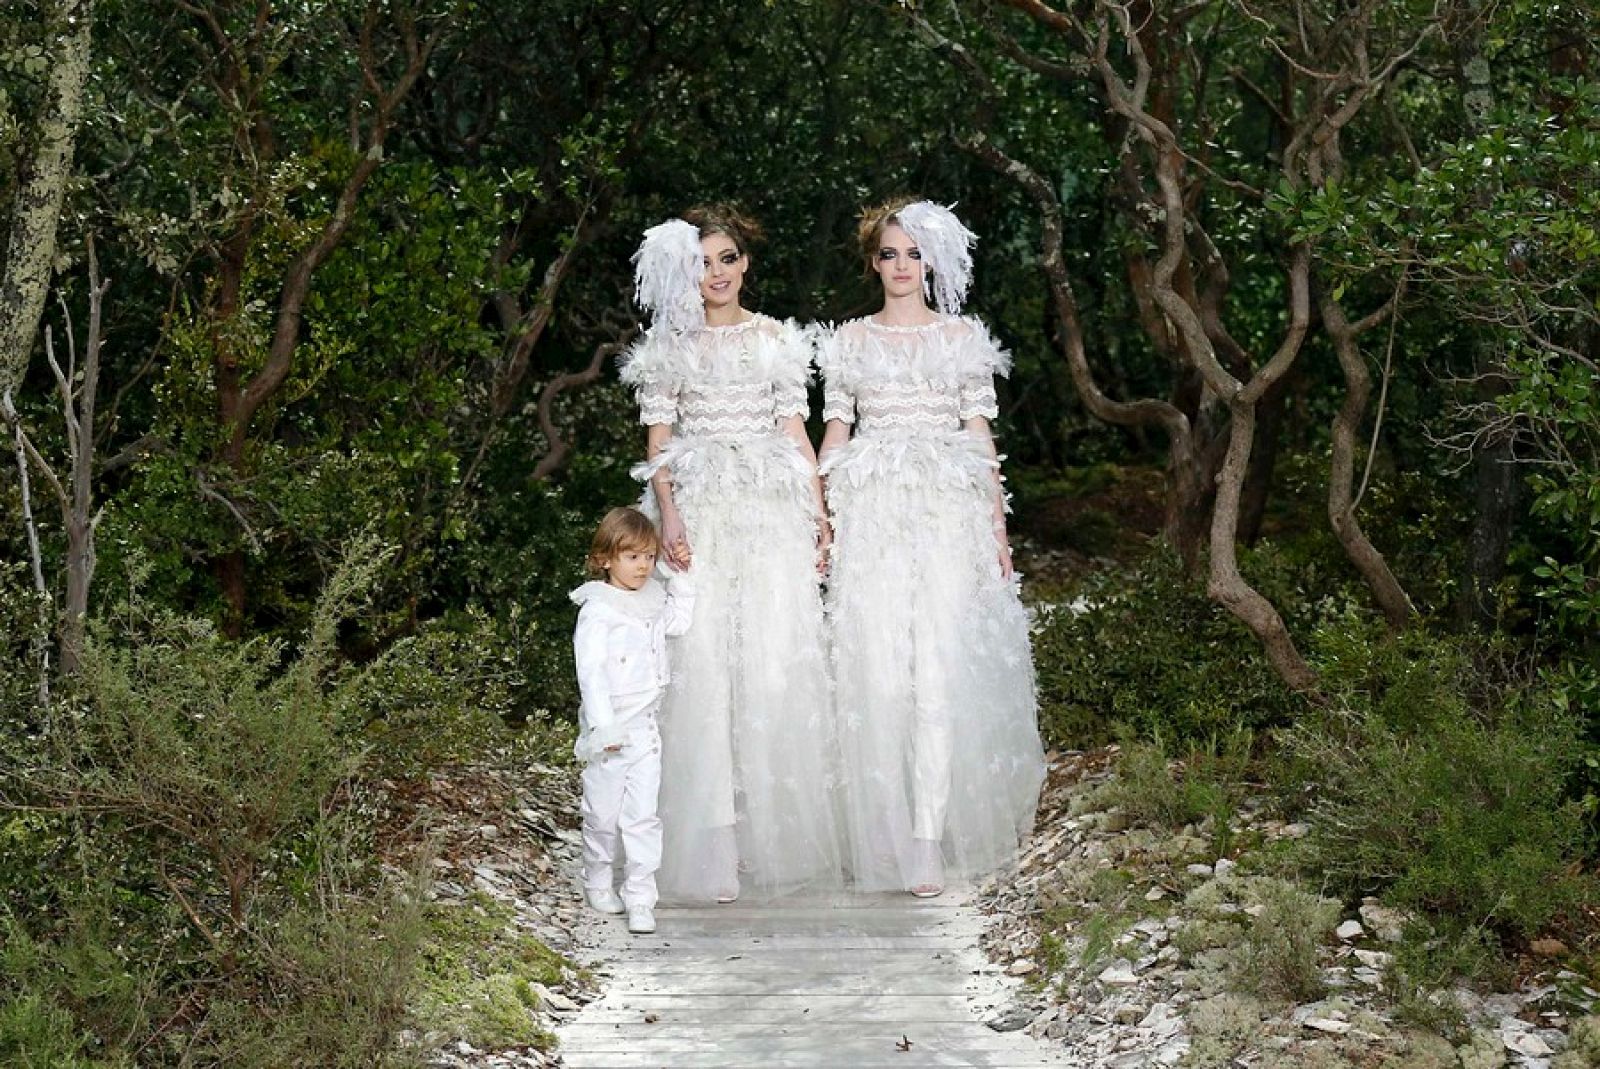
[895, 200, 977, 315]
[631, 219, 705, 330]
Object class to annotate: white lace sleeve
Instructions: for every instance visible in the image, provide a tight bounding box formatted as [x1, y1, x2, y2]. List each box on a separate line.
[810, 323, 856, 425]
[957, 317, 1008, 422]
[770, 319, 812, 421]
[618, 328, 679, 427]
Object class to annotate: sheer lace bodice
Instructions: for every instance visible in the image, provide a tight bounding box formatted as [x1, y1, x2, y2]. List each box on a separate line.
[816, 313, 1043, 894]
[617, 311, 842, 902]
[815, 317, 1003, 435]
[624, 316, 809, 438]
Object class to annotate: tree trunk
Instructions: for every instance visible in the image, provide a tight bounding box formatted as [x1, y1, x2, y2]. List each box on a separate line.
[59, 247, 108, 675]
[1447, 0, 1521, 627]
[1466, 435, 1521, 624]
[1321, 292, 1415, 629]
[1209, 400, 1320, 692]
[0, 0, 93, 398]
[1239, 373, 1288, 546]
[1164, 436, 1213, 572]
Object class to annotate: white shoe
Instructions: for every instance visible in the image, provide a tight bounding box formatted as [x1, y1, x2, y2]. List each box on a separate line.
[627, 906, 656, 934]
[584, 887, 624, 914]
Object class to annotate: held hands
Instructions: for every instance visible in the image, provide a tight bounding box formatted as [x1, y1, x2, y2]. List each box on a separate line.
[660, 511, 693, 571]
[816, 519, 833, 579]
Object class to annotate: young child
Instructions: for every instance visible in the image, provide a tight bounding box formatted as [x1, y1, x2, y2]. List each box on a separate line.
[570, 507, 694, 935]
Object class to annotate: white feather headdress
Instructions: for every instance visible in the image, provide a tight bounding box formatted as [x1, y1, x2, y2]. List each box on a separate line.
[631, 219, 705, 331]
[895, 200, 977, 315]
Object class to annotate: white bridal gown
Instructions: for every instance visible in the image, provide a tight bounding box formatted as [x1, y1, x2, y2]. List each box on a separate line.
[619, 314, 844, 902]
[815, 315, 1046, 892]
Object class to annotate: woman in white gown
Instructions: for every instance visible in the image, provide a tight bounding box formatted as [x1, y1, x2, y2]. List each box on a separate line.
[618, 206, 843, 903]
[816, 198, 1046, 896]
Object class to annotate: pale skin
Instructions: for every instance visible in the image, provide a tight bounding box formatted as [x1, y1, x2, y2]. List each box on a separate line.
[645, 230, 832, 575]
[817, 221, 1014, 579]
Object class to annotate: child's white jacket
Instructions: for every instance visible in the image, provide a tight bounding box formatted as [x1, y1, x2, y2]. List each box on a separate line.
[569, 570, 695, 762]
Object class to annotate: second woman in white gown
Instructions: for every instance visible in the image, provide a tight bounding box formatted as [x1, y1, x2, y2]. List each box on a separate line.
[816, 199, 1046, 896]
[619, 207, 843, 903]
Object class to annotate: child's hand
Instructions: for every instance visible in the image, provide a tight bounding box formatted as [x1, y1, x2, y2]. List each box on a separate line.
[604, 743, 623, 753]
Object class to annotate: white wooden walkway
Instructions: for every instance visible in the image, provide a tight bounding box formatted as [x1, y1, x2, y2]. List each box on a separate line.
[558, 889, 1068, 1068]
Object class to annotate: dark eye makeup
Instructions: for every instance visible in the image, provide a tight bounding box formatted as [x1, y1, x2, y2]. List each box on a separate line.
[877, 248, 921, 261]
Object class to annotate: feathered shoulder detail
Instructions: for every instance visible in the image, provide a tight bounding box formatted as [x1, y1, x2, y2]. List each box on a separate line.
[811, 315, 1010, 390]
[617, 314, 811, 390]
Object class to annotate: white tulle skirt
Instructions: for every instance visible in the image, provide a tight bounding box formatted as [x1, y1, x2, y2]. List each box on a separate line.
[637, 434, 845, 903]
[823, 429, 1046, 892]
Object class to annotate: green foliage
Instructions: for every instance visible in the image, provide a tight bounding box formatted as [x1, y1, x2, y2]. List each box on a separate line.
[0, 543, 432, 1065]
[1031, 547, 1306, 748]
[1385, 918, 1506, 1038]
[414, 893, 569, 1051]
[1285, 623, 1595, 938]
[1103, 730, 1251, 837]
[1232, 880, 1339, 1004]
[1508, 351, 1600, 639]
[338, 609, 526, 777]
[198, 877, 426, 1069]
[0, 915, 135, 1069]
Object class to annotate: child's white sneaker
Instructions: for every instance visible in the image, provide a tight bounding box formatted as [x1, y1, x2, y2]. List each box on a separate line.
[626, 906, 656, 934]
[585, 887, 625, 915]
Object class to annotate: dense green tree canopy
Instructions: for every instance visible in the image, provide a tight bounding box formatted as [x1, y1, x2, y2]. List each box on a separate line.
[1, 1, 1596, 1062]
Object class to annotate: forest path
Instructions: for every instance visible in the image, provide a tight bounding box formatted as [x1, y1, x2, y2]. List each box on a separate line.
[555, 888, 1071, 1068]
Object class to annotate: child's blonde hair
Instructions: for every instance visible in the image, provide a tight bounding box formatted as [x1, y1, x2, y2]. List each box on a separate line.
[586, 507, 660, 578]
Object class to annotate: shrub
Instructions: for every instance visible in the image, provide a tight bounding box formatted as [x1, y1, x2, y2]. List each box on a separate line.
[1030, 546, 1307, 749]
[0, 539, 431, 1065]
[1385, 918, 1505, 1038]
[1103, 730, 1251, 842]
[339, 607, 525, 776]
[1233, 879, 1338, 1003]
[195, 871, 426, 1069]
[1285, 625, 1595, 937]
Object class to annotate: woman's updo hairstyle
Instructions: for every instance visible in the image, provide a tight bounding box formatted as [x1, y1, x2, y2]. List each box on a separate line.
[682, 203, 764, 257]
[856, 194, 919, 276]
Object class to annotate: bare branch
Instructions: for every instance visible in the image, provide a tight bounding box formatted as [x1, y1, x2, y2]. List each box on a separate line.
[531, 332, 636, 482]
[197, 473, 263, 553]
[2, 392, 48, 597]
[1356, 291, 1402, 510]
[993, 0, 1076, 36]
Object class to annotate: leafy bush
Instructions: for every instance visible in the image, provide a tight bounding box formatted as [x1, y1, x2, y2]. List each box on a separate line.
[1285, 623, 1595, 937]
[1233, 879, 1338, 1003]
[1385, 917, 1505, 1038]
[198, 874, 425, 1068]
[1030, 546, 1308, 749]
[1103, 730, 1251, 837]
[0, 540, 430, 1066]
[339, 608, 528, 776]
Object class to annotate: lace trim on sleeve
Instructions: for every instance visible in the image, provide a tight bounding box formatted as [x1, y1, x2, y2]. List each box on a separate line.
[955, 316, 1005, 420]
[768, 318, 812, 420]
[638, 379, 679, 426]
[809, 321, 856, 424]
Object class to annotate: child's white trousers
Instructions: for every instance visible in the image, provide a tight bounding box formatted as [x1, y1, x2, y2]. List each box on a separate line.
[580, 693, 662, 909]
